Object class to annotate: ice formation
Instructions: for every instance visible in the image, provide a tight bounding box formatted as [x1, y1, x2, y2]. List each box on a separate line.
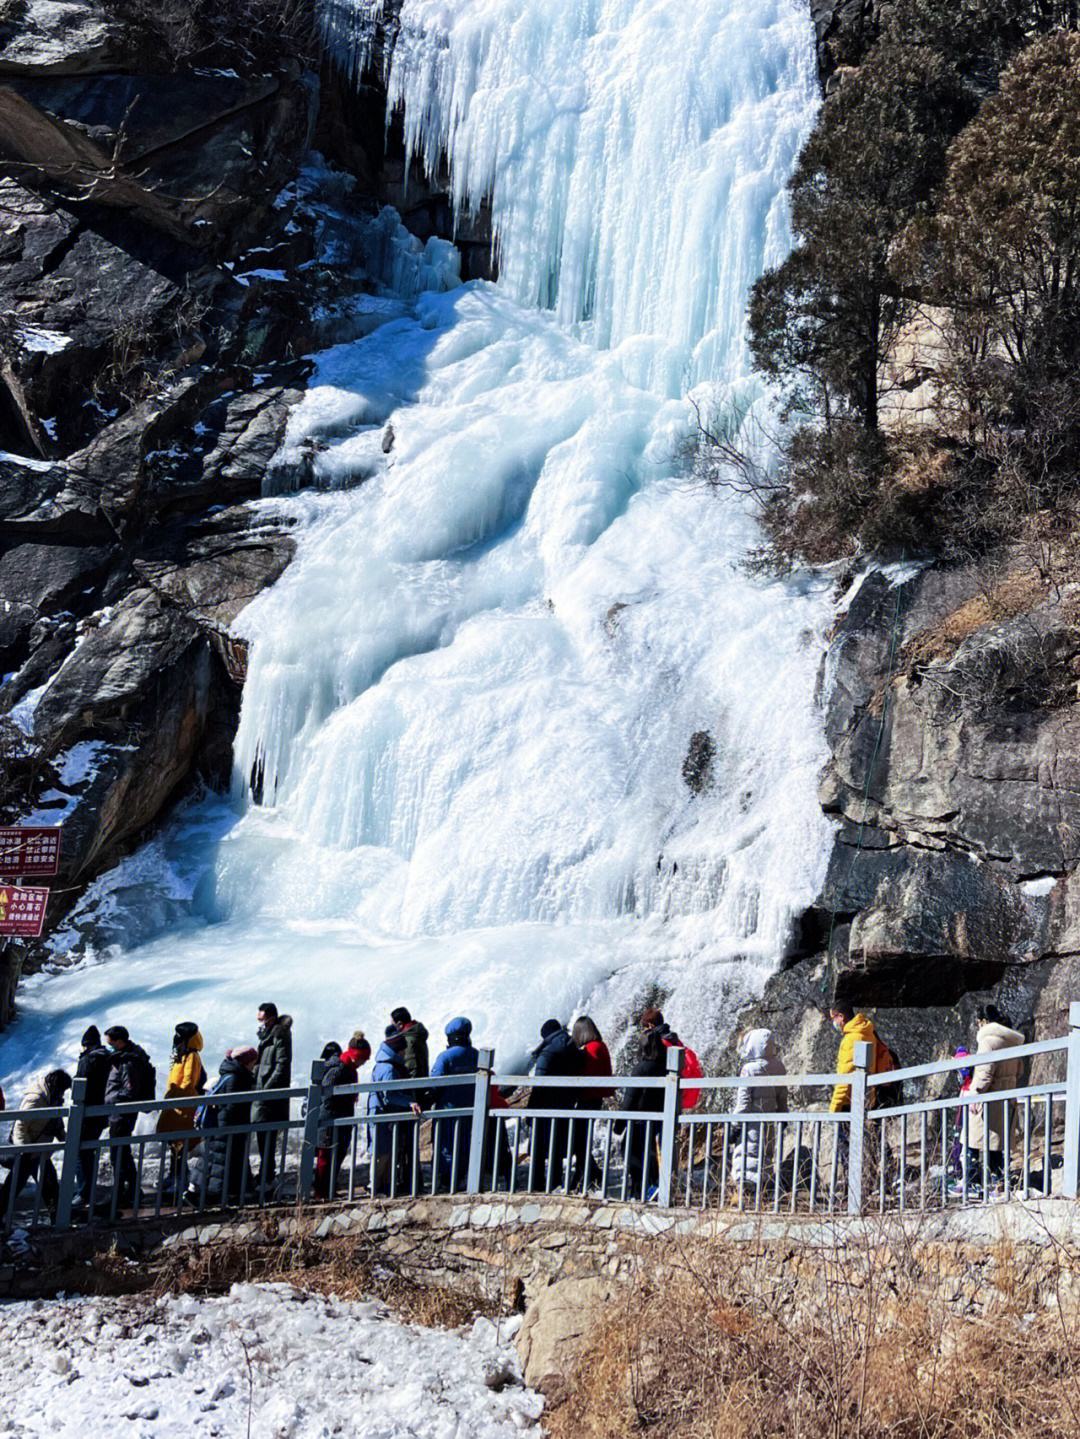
[0, 1283, 543, 1436]
[3, 0, 833, 1089]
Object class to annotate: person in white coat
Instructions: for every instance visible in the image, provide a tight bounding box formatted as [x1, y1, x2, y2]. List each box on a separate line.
[729, 1029, 787, 1191]
[967, 1004, 1025, 1190]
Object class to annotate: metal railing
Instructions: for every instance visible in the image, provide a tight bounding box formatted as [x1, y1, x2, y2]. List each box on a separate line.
[2, 1004, 1079, 1238]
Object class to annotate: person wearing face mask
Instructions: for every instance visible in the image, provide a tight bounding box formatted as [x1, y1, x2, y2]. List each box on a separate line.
[828, 1003, 877, 1179]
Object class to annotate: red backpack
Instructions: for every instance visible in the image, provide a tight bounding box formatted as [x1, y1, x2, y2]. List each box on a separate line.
[662, 1036, 703, 1110]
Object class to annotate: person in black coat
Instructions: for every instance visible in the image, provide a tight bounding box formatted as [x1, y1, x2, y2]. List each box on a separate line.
[527, 1019, 584, 1189]
[73, 1026, 111, 1207]
[615, 1028, 668, 1199]
[314, 1033, 370, 1199]
[253, 1003, 292, 1187]
[189, 1048, 258, 1206]
[103, 1025, 154, 1207]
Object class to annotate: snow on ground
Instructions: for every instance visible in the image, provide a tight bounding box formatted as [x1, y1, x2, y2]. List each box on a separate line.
[0, 1282, 543, 1437]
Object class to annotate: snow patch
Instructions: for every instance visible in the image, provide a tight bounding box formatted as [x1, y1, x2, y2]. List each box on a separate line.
[0, 1283, 543, 1437]
[15, 325, 72, 355]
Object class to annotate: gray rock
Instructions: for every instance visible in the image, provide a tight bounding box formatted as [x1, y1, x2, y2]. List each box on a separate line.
[0, 0, 129, 78]
[0, 538, 114, 668]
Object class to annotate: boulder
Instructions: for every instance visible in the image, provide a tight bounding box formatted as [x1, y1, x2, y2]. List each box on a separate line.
[26, 588, 218, 882]
[516, 1276, 619, 1403]
[0, 0, 130, 78]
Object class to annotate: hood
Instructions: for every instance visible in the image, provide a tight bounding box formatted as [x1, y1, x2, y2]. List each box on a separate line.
[375, 1039, 408, 1068]
[187, 1030, 204, 1053]
[845, 1014, 877, 1043]
[219, 1054, 253, 1079]
[445, 1017, 472, 1046]
[535, 1026, 571, 1055]
[739, 1029, 776, 1063]
[978, 1021, 1025, 1048]
[406, 1021, 428, 1042]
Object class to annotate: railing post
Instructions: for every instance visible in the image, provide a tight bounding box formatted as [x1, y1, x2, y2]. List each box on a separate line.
[466, 1048, 494, 1194]
[1063, 1002, 1080, 1200]
[299, 1060, 324, 1202]
[658, 1045, 684, 1208]
[847, 1040, 872, 1216]
[54, 1076, 86, 1232]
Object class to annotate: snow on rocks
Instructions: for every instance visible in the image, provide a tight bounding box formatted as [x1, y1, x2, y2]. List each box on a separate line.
[0, 1282, 544, 1437]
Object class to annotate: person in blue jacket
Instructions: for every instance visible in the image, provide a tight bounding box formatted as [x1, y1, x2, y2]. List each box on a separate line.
[430, 1017, 479, 1191]
[367, 1028, 419, 1195]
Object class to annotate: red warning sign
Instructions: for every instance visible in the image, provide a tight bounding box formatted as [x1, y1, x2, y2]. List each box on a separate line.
[0, 885, 49, 937]
[0, 826, 61, 877]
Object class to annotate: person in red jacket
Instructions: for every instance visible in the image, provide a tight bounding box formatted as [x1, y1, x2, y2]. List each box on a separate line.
[314, 1031, 371, 1199]
[571, 1016, 615, 1188]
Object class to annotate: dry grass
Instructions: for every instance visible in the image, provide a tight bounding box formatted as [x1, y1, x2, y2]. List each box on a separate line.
[32, 1225, 492, 1331]
[901, 567, 1046, 670]
[547, 1226, 1080, 1439]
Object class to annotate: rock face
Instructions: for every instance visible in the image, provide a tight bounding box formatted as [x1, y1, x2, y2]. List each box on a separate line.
[0, 0, 337, 1009]
[733, 557, 1080, 1075]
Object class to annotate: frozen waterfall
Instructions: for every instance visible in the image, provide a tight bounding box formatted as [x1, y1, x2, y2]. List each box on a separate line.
[4, 0, 833, 1086]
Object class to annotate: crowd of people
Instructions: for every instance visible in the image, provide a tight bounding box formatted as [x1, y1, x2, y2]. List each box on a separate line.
[0, 996, 1031, 1217]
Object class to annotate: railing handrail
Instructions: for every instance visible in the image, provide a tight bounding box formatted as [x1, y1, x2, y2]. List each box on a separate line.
[866, 1037, 1067, 1086]
[2, 1005, 1079, 1235]
[683, 1074, 849, 1090]
[868, 1079, 1067, 1122]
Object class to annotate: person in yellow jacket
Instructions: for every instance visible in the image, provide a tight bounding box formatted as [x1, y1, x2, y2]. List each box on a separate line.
[828, 1005, 878, 1112]
[156, 1022, 206, 1139]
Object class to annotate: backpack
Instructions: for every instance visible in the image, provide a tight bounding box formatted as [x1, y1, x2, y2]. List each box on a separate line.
[662, 1037, 703, 1110]
[133, 1051, 156, 1103]
[872, 1038, 903, 1110]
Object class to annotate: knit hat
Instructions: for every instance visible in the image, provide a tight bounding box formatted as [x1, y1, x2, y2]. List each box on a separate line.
[82, 1025, 100, 1048]
[540, 1018, 561, 1040]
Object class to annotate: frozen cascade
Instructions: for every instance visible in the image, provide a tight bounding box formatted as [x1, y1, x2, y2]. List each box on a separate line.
[3, 0, 834, 1087]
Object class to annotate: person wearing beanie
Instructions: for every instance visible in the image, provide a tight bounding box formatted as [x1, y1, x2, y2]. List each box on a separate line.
[527, 1019, 584, 1190]
[314, 1031, 372, 1200]
[430, 1018, 480, 1191]
[102, 1025, 155, 1212]
[73, 1025, 111, 1210]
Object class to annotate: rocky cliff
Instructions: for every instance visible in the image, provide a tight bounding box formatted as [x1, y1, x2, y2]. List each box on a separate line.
[0, 0, 486, 1019]
[733, 553, 1080, 1076]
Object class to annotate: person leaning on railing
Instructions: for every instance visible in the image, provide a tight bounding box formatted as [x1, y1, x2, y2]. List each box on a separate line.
[314, 1032, 371, 1199]
[187, 1046, 258, 1207]
[0, 1070, 71, 1219]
